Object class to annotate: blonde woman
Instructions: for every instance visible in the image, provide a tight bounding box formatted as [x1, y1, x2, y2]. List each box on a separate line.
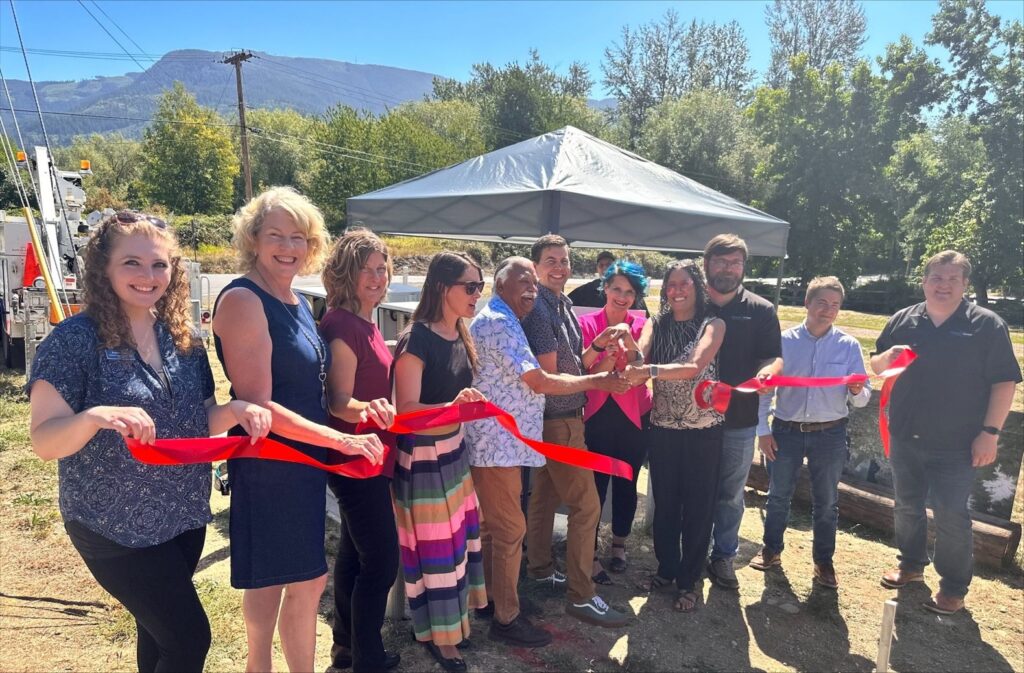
[319, 228, 400, 673]
[213, 188, 385, 672]
[28, 212, 271, 672]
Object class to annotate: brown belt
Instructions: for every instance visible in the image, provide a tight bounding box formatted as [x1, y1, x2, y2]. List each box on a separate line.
[544, 408, 584, 420]
[773, 418, 847, 433]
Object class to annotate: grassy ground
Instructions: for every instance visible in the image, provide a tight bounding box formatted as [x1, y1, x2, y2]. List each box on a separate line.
[1, 302, 1022, 672]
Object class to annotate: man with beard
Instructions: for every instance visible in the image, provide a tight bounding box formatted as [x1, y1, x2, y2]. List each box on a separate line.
[466, 256, 631, 640]
[702, 234, 784, 590]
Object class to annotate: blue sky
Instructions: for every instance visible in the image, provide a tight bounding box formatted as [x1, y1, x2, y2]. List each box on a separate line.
[1, 0, 1022, 97]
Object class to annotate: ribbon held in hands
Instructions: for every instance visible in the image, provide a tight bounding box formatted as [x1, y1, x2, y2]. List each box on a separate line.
[694, 348, 917, 456]
[127, 434, 387, 479]
[360, 401, 634, 480]
[694, 374, 870, 415]
[127, 401, 635, 481]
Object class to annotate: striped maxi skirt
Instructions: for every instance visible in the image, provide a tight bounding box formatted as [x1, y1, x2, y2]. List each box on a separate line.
[392, 427, 487, 645]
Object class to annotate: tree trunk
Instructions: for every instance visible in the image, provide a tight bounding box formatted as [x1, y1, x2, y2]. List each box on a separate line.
[974, 278, 990, 306]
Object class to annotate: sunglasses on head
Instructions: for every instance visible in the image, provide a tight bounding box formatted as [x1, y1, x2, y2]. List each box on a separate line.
[113, 210, 168, 229]
[452, 281, 485, 295]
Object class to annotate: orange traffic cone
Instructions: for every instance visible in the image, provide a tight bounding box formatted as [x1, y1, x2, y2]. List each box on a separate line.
[22, 241, 43, 287]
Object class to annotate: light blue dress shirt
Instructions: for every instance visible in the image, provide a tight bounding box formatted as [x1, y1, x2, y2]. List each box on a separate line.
[465, 295, 547, 468]
[757, 322, 871, 436]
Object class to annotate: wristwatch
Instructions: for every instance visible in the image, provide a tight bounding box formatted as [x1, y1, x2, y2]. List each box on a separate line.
[981, 425, 1000, 436]
[649, 364, 660, 379]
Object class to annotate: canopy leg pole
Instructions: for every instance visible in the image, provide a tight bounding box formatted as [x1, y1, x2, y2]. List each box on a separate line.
[773, 256, 786, 309]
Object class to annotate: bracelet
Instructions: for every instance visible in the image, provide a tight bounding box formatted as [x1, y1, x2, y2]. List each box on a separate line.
[591, 342, 606, 352]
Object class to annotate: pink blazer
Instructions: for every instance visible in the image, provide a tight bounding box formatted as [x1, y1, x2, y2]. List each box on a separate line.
[578, 308, 652, 428]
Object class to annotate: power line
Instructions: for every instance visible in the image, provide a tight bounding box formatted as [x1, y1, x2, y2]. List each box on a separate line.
[0, 106, 239, 126]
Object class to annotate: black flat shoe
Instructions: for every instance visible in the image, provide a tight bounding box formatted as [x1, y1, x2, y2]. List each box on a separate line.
[423, 641, 467, 673]
[327, 648, 400, 672]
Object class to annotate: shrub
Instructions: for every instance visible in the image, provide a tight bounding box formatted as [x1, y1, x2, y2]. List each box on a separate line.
[845, 278, 924, 314]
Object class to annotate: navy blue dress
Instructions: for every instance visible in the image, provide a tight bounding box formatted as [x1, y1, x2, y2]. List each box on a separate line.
[214, 277, 330, 589]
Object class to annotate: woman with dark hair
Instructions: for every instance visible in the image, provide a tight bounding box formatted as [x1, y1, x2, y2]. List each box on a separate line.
[392, 252, 488, 672]
[631, 259, 726, 613]
[319, 228, 400, 673]
[579, 260, 652, 584]
[27, 212, 271, 672]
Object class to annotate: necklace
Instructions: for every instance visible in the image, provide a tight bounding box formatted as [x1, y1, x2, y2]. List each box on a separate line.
[252, 269, 328, 411]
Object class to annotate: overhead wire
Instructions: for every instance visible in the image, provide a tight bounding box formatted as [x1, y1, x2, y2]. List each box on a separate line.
[8, 0, 80, 287]
[0, 64, 39, 197]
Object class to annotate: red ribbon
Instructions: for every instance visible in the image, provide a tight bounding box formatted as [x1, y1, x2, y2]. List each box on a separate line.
[694, 348, 917, 456]
[877, 349, 917, 456]
[126, 401, 634, 481]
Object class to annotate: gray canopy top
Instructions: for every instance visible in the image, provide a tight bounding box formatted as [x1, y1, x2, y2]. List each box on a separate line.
[347, 125, 789, 257]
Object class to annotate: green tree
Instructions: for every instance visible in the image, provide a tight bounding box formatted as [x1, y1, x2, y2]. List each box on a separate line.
[750, 44, 944, 283]
[140, 82, 239, 214]
[765, 0, 868, 87]
[636, 90, 768, 205]
[602, 10, 754, 147]
[392, 100, 487, 158]
[53, 133, 142, 202]
[433, 50, 604, 150]
[237, 107, 321, 206]
[927, 0, 1023, 303]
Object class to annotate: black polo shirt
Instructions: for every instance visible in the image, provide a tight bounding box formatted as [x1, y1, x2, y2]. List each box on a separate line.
[713, 285, 783, 429]
[875, 300, 1021, 450]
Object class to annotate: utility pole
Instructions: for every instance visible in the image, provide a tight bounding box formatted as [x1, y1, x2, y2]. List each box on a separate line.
[223, 50, 254, 201]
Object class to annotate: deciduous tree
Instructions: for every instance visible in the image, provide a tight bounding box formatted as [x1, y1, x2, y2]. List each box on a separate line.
[765, 0, 868, 87]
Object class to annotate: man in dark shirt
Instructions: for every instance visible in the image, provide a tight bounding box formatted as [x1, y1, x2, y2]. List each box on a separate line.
[567, 251, 651, 316]
[872, 250, 1020, 615]
[703, 234, 784, 590]
[521, 235, 631, 628]
[567, 251, 615, 309]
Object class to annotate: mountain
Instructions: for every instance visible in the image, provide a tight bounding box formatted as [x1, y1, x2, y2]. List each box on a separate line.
[1, 49, 441, 145]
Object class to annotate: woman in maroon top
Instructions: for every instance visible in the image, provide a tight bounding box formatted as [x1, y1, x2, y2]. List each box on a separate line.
[319, 228, 400, 673]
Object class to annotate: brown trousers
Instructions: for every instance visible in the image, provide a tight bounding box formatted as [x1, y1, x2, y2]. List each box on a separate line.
[525, 417, 600, 603]
[471, 466, 526, 625]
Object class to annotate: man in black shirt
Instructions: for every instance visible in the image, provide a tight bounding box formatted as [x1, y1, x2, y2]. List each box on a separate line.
[703, 234, 784, 590]
[872, 250, 1020, 615]
[567, 251, 615, 309]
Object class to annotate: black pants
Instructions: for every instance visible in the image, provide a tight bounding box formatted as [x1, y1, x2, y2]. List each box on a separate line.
[329, 474, 399, 673]
[66, 522, 210, 673]
[585, 401, 648, 541]
[648, 424, 723, 592]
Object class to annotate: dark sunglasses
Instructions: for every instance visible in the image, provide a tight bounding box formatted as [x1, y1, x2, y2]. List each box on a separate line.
[113, 210, 168, 229]
[452, 281, 485, 295]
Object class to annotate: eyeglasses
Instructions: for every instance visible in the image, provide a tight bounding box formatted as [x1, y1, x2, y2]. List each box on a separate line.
[114, 210, 168, 229]
[452, 281, 485, 295]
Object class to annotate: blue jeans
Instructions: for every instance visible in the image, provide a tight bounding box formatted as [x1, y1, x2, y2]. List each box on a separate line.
[711, 425, 757, 561]
[890, 436, 976, 598]
[762, 421, 848, 563]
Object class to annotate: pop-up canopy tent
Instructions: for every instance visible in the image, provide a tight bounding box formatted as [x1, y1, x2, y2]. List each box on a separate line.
[347, 125, 788, 257]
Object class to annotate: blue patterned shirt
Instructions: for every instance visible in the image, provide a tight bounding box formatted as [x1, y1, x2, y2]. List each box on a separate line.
[465, 296, 546, 467]
[520, 284, 586, 416]
[28, 314, 215, 547]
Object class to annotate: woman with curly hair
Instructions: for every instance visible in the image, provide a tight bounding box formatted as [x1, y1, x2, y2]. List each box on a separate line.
[28, 211, 272, 673]
[631, 259, 726, 613]
[213, 187, 385, 673]
[392, 252, 488, 672]
[578, 260, 652, 584]
[319, 228, 400, 673]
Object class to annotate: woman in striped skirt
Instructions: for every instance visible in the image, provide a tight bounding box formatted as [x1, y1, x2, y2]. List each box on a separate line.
[392, 252, 488, 672]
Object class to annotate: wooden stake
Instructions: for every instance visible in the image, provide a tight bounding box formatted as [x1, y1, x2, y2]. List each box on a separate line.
[876, 599, 898, 672]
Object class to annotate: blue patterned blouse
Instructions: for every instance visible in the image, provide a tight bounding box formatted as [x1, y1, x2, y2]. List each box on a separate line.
[27, 314, 215, 547]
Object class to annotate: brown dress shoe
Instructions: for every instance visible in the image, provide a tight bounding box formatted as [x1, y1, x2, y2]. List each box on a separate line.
[814, 563, 839, 589]
[748, 548, 782, 571]
[880, 567, 925, 589]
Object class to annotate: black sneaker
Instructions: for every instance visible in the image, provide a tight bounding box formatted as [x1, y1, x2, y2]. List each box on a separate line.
[474, 600, 495, 618]
[488, 614, 552, 648]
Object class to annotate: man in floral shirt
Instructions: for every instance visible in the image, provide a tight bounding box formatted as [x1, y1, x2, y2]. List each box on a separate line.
[466, 256, 630, 645]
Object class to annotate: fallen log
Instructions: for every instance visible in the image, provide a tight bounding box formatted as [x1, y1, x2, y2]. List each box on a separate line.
[747, 461, 1022, 569]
